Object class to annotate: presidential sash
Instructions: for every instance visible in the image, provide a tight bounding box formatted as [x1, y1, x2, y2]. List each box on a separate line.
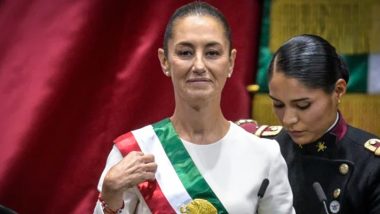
[115, 118, 227, 213]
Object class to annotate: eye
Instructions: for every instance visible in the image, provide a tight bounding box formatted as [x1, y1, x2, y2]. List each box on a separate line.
[206, 50, 220, 58]
[297, 102, 310, 110]
[272, 101, 284, 108]
[176, 50, 193, 58]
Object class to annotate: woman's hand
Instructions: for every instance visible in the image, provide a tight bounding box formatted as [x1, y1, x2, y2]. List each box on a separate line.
[100, 151, 157, 210]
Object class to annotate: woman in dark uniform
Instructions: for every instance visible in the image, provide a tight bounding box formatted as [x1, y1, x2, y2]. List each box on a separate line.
[267, 34, 380, 214]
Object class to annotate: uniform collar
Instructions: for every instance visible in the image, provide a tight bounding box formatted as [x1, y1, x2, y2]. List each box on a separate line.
[330, 111, 348, 141]
[294, 112, 348, 157]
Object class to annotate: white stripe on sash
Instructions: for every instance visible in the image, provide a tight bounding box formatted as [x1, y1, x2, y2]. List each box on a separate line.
[132, 125, 192, 212]
[368, 53, 380, 93]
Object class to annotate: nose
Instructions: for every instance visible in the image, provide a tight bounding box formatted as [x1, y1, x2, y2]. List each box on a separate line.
[192, 53, 206, 74]
[282, 108, 298, 127]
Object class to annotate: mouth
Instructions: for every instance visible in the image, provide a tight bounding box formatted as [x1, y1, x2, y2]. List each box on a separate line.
[186, 78, 212, 86]
[287, 130, 304, 138]
[187, 78, 211, 83]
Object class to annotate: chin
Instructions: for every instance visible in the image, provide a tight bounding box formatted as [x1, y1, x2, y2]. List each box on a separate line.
[188, 90, 215, 99]
[289, 135, 312, 145]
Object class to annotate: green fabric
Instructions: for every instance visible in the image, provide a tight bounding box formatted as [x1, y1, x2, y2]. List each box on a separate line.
[152, 118, 228, 213]
[257, 0, 368, 93]
[343, 55, 368, 92]
[257, 0, 272, 93]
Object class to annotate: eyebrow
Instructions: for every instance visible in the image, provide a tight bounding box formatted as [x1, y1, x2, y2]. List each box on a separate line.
[175, 41, 222, 48]
[176, 42, 193, 48]
[268, 95, 310, 103]
[205, 42, 223, 47]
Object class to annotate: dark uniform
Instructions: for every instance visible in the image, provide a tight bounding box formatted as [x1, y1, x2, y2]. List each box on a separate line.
[236, 115, 380, 214]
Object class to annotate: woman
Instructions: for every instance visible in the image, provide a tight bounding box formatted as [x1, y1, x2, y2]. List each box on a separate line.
[267, 34, 380, 214]
[94, 2, 294, 214]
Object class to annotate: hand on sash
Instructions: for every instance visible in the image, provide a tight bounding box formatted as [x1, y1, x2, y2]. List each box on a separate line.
[101, 151, 158, 210]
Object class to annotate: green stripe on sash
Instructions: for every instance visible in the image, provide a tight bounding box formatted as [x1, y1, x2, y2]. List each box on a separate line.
[152, 118, 228, 213]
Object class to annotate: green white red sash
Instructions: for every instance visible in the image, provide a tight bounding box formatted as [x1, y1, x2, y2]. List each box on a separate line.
[115, 118, 227, 213]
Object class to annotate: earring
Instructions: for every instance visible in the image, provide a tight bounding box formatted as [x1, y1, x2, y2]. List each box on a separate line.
[228, 73, 232, 78]
[165, 71, 170, 76]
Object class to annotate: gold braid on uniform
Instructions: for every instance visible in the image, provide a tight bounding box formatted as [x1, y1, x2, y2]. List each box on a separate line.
[364, 138, 380, 156]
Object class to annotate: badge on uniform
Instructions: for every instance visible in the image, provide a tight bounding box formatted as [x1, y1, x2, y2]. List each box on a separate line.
[329, 200, 340, 213]
[364, 138, 380, 156]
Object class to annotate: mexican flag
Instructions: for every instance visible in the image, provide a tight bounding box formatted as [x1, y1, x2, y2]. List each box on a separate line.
[257, 0, 380, 94]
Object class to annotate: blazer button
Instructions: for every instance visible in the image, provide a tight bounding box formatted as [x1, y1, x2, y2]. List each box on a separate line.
[339, 163, 349, 175]
[333, 188, 341, 199]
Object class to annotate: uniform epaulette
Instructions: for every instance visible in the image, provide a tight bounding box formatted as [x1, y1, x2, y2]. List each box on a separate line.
[235, 119, 282, 137]
[254, 125, 283, 137]
[364, 138, 380, 156]
[235, 119, 259, 134]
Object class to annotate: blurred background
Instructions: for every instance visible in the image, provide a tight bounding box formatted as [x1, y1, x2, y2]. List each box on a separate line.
[0, 0, 378, 213]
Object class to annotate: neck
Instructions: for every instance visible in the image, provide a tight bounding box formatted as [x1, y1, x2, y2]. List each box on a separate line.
[170, 100, 229, 145]
[325, 112, 340, 133]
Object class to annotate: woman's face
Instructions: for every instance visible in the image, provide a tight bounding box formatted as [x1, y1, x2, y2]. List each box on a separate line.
[268, 71, 339, 145]
[158, 15, 236, 103]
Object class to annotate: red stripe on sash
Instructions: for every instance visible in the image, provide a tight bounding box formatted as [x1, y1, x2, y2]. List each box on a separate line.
[115, 132, 175, 214]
